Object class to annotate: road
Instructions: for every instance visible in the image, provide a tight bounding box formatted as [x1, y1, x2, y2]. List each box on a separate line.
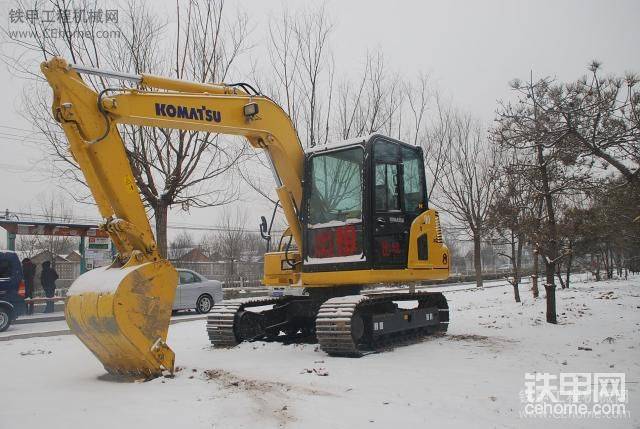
[1, 278, 523, 341]
[0, 312, 207, 341]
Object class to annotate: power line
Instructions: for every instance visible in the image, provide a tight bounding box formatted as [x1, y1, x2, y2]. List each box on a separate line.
[0, 124, 63, 135]
[4, 210, 271, 233]
[0, 162, 51, 173]
[0, 124, 41, 133]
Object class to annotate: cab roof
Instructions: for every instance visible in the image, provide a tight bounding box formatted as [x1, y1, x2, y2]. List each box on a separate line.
[304, 134, 374, 155]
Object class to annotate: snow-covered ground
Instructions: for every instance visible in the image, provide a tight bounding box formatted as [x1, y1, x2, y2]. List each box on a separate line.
[1, 275, 638, 428]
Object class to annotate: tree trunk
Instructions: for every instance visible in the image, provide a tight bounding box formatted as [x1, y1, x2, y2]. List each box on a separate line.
[536, 133, 558, 324]
[565, 243, 573, 288]
[516, 238, 523, 285]
[154, 203, 169, 258]
[609, 248, 615, 279]
[544, 262, 557, 324]
[603, 248, 611, 279]
[226, 259, 236, 276]
[592, 253, 601, 281]
[532, 248, 539, 299]
[511, 232, 521, 303]
[556, 262, 566, 289]
[473, 231, 483, 288]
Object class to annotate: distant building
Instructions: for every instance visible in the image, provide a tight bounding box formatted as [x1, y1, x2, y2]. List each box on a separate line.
[239, 250, 264, 263]
[65, 250, 82, 262]
[22, 250, 78, 292]
[29, 250, 69, 266]
[175, 247, 212, 263]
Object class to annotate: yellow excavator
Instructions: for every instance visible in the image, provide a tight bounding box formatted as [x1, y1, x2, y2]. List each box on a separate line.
[42, 57, 450, 379]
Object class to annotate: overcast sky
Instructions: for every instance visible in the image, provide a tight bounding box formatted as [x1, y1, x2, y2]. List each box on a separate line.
[0, 0, 639, 247]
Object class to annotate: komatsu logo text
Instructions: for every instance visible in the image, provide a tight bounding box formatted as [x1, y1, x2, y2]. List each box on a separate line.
[155, 103, 221, 122]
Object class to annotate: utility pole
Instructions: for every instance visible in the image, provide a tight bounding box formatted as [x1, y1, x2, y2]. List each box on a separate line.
[2, 209, 19, 251]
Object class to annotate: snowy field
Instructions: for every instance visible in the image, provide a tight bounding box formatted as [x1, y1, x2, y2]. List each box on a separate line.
[1, 275, 638, 429]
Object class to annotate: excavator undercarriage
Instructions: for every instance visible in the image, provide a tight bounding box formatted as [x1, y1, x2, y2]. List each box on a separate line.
[207, 289, 449, 356]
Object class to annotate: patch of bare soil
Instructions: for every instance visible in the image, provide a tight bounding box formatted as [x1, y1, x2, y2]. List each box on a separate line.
[200, 368, 334, 428]
[446, 333, 491, 342]
[19, 348, 52, 356]
[444, 334, 517, 349]
[203, 368, 332, 396]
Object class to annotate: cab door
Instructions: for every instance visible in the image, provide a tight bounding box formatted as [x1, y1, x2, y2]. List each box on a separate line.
[371, 139, 427, 270]
[372, 140, 406, 268]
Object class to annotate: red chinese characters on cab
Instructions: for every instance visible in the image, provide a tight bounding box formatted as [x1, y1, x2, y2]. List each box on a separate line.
[335, 225, 357, 256]
[313, 225, 359, 258]
[380, 239, 401, 258]
[313, 230, 334, 258]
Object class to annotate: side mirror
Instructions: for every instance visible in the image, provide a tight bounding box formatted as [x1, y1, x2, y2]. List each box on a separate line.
[259, 216, 270, 240]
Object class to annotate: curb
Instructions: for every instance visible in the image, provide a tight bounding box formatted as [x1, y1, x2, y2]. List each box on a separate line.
[15, 314, 66, 324]
[1, 315, 207, 342]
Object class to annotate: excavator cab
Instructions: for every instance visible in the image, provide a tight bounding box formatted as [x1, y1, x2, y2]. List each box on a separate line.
[217, 135, 450, 352]
[302, 134, 428, 272]
[263, 134, 448, 287]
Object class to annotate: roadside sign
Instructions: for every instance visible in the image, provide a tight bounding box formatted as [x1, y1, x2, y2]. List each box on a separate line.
[88, 237, 110, 250]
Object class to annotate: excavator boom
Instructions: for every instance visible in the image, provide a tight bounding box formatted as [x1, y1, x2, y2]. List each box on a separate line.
[42, 57, 305, 377]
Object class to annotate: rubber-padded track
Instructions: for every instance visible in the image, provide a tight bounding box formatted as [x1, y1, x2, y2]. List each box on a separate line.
[315, 292, 449, 356]
[207, 296, 286, 347]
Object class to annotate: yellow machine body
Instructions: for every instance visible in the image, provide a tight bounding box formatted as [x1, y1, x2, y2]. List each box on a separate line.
[263, 209, 449, 286]
[41, 57, 448, 378]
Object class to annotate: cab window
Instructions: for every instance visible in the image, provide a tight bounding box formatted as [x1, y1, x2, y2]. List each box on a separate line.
[307, 147, 364, 225]
[402, 147, 426, 212]
[375, 163, 400, 211]
[374, 140, 401, 212]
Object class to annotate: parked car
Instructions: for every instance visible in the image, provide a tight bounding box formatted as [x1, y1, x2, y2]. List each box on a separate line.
[0, 250, 26, 331]
[173, 269, 223, 314]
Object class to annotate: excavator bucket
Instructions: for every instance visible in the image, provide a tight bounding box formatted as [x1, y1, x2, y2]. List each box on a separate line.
[65, 259, 178, 378]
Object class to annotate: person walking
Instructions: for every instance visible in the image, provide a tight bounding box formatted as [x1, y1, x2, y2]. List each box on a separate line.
[40, 261, 58, 313]
[21, 258, 36, 315]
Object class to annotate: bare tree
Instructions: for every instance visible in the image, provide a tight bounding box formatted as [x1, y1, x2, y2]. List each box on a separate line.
[213, 208, 247, 276]
[486, 150, 540, 302]
[406, 73, 432, 146]
[237, 5, 335, 214]
[438, 112, 499, 287]
[335, 51, 403, 141]
[421, 96, 456, 200]
[292, 4, 334, 147]
[4, 0, 252, 257]
[167, 230, 194, 261]
[267, 8, 302, 126]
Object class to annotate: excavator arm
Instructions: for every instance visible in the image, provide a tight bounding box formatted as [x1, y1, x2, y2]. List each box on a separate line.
[41, 57, 305, 378]
[43, 57, 305, 251]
